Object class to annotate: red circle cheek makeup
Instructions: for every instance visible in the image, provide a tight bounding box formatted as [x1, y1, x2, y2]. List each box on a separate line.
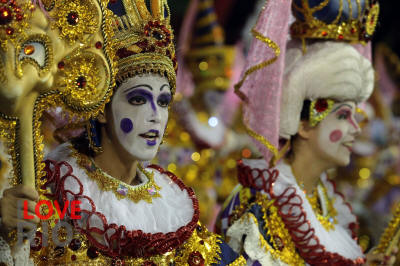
[329, 130, 343, 142]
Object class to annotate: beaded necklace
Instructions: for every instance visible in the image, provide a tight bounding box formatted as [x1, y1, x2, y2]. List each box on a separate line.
[289, 163, 337, 231]
[307, 183, 338, 231]
[73, 147, 161, 203]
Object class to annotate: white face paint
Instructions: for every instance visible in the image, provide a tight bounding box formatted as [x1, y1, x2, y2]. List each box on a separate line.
[312, 101, 361, 167]
[110, 73, 171, 161]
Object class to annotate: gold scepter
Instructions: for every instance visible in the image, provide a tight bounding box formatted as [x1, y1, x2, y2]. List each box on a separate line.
[0, 0, 116, 191]
[374, 204, 400, 263]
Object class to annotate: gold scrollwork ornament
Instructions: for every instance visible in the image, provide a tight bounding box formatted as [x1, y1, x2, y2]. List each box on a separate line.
[52, 0, 99, 45]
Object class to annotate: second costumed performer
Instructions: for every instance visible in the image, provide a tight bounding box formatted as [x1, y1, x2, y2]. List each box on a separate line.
[218, 0, 397, 265]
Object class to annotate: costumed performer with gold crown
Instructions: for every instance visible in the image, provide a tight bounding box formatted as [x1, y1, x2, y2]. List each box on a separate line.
[218, 0, 397, 265]
[0, 0, 245, 264]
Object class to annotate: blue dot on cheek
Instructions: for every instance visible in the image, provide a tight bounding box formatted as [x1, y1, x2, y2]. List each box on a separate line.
[120, 118, 133, 133]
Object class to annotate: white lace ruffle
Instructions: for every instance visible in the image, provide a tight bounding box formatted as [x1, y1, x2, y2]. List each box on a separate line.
[271, 161, 364, 260]
[46, 143, 195, 234]
[0, 236, 13, 266]
[12, 242, 33, 266]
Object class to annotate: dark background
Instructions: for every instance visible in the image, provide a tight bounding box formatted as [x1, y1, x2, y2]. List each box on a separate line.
[169, 0, 399, 55]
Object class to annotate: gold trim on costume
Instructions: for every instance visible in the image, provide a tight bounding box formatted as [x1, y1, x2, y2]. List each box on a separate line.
[72, 147, 161, 203]
[307, 183, 338, 231]
[234, 28, 280, 99]
[291, 0, 379, 44]
[16, 34, 53, 78]
[376, 204, 400, 256]
[233, 27, 281, 166]
[31, 221, 224, 265]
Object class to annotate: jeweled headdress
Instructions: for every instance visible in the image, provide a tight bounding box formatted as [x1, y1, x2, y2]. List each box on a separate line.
[291, 0, 379, 44]
[184, 0, 235, 92]
[107, 0, 177, 93]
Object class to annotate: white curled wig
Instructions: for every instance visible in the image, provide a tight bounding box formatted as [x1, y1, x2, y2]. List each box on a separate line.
[279, 41, 374, 139]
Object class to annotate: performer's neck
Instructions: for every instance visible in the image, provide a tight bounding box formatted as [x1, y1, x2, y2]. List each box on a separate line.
[288, 147, 332, 194]
[93, 127, 139, 186]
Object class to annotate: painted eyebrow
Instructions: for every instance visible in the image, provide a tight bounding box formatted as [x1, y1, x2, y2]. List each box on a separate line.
[160, 84, 170, 92]
[123, 84, 153, 93]
[331, 103, 353, 113]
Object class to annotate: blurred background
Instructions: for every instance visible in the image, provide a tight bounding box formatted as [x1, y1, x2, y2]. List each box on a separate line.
[166, 0, 400, 250]
[40, 0, 400, 252]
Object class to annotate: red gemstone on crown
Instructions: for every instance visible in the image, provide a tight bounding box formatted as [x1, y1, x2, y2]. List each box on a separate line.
[95, 41, 102, 49]
[0, 7, 13, 25]
[67, 11, 79, 25]
[58, 61, 65, 70]
[5, 27, 13, 35]
[16, 13, 23, 21]
[76, 76, 87, 88]
[315, 99, 328, 112]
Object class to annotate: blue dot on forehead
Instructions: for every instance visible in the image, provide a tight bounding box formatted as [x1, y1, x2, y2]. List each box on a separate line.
[120, 118, 133, 133]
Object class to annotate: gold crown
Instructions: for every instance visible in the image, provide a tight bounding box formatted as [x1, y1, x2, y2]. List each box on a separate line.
[109, 0, 176, 92]
[290, 0, 379, 44]
[185, 0, 235, 92]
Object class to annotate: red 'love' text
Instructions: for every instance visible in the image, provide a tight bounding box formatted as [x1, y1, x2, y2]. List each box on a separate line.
[23, 200, 81, 220]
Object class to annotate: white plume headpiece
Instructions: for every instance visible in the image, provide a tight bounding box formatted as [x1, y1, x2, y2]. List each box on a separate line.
[279, 41, 374, 139]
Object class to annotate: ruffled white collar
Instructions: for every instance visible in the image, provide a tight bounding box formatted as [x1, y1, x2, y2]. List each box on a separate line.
[242, 159, 364, 262]
[45, 143, 195, 234]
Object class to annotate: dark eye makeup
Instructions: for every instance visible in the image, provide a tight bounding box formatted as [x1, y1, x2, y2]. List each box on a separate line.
[157, 93, 172, 107]
[125, 88, 171, 108]
[126, 89, 153, 105]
